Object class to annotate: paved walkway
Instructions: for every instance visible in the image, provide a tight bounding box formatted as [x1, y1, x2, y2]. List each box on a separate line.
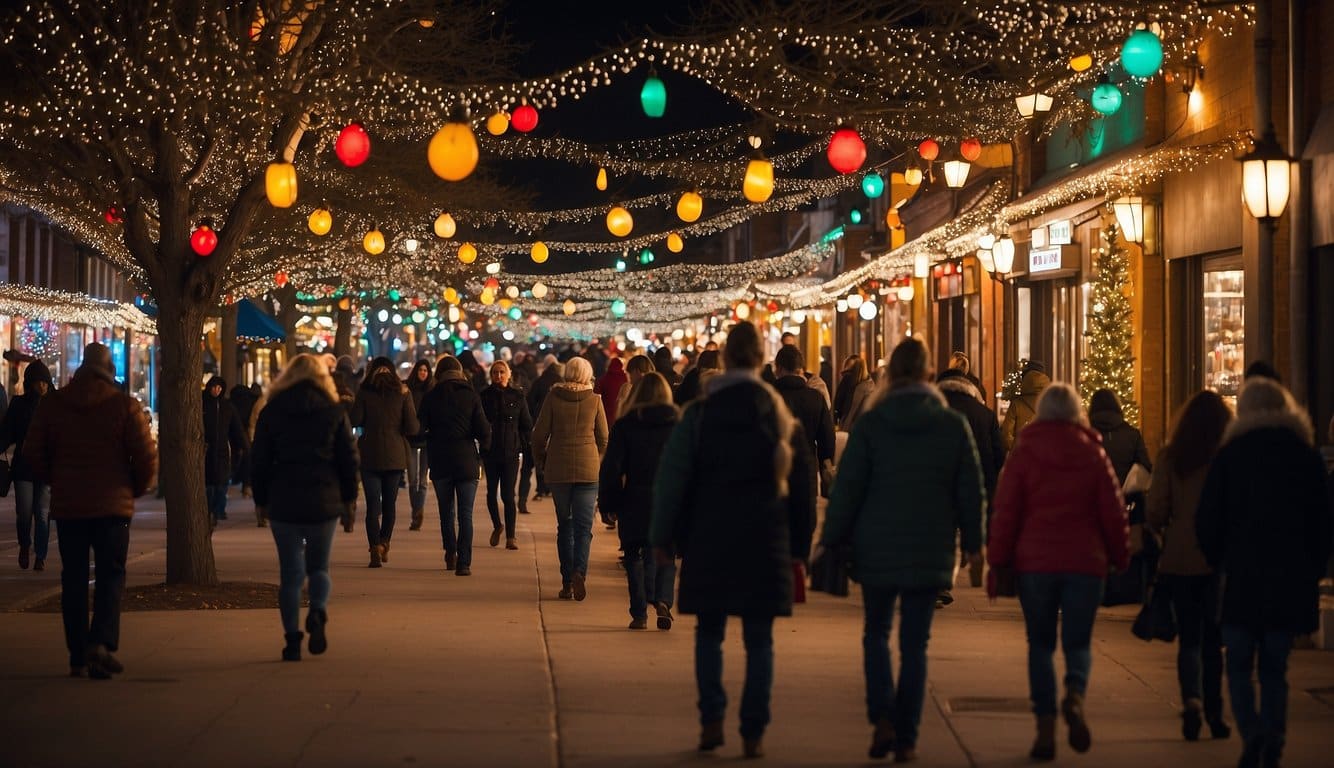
[1, 487, 1332, 767]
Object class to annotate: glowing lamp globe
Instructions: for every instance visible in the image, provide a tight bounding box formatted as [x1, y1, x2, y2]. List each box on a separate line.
[485, 111, 509, 136]
[595, 167, 608, 191]
[104, 205, 123, 224]
[531, 241, 549, 263]
[444, 287, 460, 304]
[480, 289, 495, 306]
[434, 212, 457, 238]
[735, 302, 751, 320]
[363, 229, 386, 255]
[743, 156, 775, 203]
[667, 232, 684, 253]
[640, 74, 667, 118]
[826, 127, 867, 174]
[532, 281, 549, 299]
[562, 299, 576, 316]
[885, 208, 902, 229]
[457, 242, 477, 264]
[917, 138, 939, 161]
[960, 137, 983, 162]
[506, 285, 520, 300]
[849, 209, 863, 225]
[1120, 29, 1163, 78]
[511, 104, 539, 133]
[858, 301, 878, 320]
[676, 191, 703, 222]
[190, 225, 217, 256]
[606, 206, 634, 237]
[308, 208, 332, 236]
[1091, 80, 1123, 115]
[610, 299, 627, 319]
[334, 123, 371, 167]
[265, 161, 297, 208]
[904, 166, 924, 186]
[1069, 54, 1093, 72]
[508, 306, 523, 321]
[428, 119, 479, 181]
[861, 172, 885, 199]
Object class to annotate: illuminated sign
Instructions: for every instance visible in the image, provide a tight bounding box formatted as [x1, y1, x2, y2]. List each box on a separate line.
[1029, 246, 1064, 274]
[1048, 219, 1072, 245]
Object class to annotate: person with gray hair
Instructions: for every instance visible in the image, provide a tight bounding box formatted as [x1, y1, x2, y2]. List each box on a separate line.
[988, 382, 1128, 761]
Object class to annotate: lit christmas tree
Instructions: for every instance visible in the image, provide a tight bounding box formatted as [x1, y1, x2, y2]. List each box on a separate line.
[1081, 221, 1139, 425]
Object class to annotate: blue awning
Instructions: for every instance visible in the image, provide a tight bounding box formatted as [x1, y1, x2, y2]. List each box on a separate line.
[236, 298, 285, 342]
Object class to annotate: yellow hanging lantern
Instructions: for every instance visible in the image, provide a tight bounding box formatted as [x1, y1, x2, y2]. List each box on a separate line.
[595, 167, 608, 191]
[480, 288, 496, 305]
[676, 190, 703, 222]
[485, 111, 509, 136]
[562, 298, 576, 316]
[531, 241, 549, 263]
[433, 212, 456, 238]
[307, 207, 332, 236]
[606, 206, 634, 237]
[1069, 53, 1094, 72]
[443, 286, 460, 304]
[457, 241, 477, 264]
[667, 232, 684, 253]
[428, 114, 479, 181]
[499, 297, 513, 310]
[363, 228, 385, 255]
[743, 155, 774, 203]
[265, 161, 297, 208]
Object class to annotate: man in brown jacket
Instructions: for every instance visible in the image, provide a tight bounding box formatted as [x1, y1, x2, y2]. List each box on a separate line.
[24, 343, 158, 679]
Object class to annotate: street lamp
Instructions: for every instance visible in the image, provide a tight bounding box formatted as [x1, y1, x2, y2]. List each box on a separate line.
[913, 252, 930, 279]
[1239, 127, 1291, 222]
[1112, 196, 1146, 243]
[1014, 91, 1053, 119]
[942, 158, 971, 188]
[993, 236, 1016, 275]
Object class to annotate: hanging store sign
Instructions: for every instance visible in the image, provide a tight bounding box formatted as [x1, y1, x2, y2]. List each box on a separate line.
[1029, 246, 1064, 274]
[1048, 219, 1072, 245]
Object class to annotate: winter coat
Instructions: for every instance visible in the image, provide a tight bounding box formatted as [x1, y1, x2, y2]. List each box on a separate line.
[23, 366, 157, 520]
[598, 403, 679, 546]
[806, 371, 832, 409]
[989, 420, 1130, 578]
[251, 380, 359, 524]
[651, 373, 816, 616]
[229, 384, 259, 434]
[936, 372, 1006, 501]
[349, 381, 418, 471]
[1145, 444, 1212, 576]
[1089, 405, 1153, 486]
[1196, 409, 1332, 634]
[528, 366, 560, 425]
[773, 374, 836, 463]
[531, 385, 609, 484]
[202, 382, 247, 486]
[0, 362, 52, 483]
[416, 373, 490, 480]
[405, 362, 434, 447]
[594, 359, 629, 423]
[1001, 368, 1050, 451]
[836, 377, 876, 431]
[821, 384, 984, 590]
[480, 383, 532, 462]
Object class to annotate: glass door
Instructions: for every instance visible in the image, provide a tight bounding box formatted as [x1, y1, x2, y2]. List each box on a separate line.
[1202, 268, 1245, 405]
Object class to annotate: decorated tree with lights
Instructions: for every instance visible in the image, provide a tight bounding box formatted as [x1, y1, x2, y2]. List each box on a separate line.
[1080, 221, 1139, 426]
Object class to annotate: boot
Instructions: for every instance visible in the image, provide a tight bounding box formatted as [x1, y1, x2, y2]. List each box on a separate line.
[368, 546, 382, 568]
[256, 508, 268, 528]
[18, 545, 29, 570]
[743, 737, 764, 758]
[1030, 714, 1057, 761]
[697, 721, 724, 751]
[489, 526, 503, 547]
[444, 552, 456, 571]
[409, 508, 423, 531]
[506, 537, 519, 550]
[342, 503, 355, 533]
[378, 542, 389, 563]
[1206, 712, 1232, 740]
[868, 717, 896, 759]
[1061, 692, 1091, 753]
[282, 631, 303, 661]
[305, 609, 327, 655]
[1182, 698, 1203, 741]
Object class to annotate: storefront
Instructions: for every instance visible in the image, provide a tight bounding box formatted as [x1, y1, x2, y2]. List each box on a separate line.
[930, 258, 982, 378]
[1007, 229, 1088, 387]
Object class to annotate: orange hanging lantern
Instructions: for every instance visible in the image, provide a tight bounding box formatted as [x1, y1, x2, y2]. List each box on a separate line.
[265, 161, 297, 208]
[308, 207, 332, 236]
[960, 137, 983, 162]
[363, 228, 385, 255]
[433, 212, 456, 238]
[531, 241, 549, 263]
[666, 232, 684, 253]
[428, 112, 479, 181]
[676, 190, 703, 222]
[917, 138, 939, 162]
[743, 154, 774, 203]
[826, 126, 867, 174]
[606, 206, 634, 237]
[485, 111, 509, 136]
[595, 167, 608, 191]
[457, 242, 478, 264]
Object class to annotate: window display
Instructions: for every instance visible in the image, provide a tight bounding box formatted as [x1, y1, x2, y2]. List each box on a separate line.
[1203, 269, 1244, 402]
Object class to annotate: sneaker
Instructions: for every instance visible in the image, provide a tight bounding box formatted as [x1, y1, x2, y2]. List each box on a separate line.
[86, 645, 123, 678]
[937, 590, 954, 607]
[654, 601, 673, 630]
[305, 609, 327, 655]
[628, 617, 648, 630]
[572, 572, 587, 601]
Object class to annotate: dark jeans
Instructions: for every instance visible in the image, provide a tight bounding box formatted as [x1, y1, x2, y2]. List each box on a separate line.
[57, 517, 130, 668]
[433, 475, 478, 568]
[623, 543, 676, 620]
[270, 519, 337, 635]
[14, 480, 50, 560]
[484, 455, 520, 537]
[405, 445, 429, 512]
[862, 585, 937, 746]
[206, 484, 228, 521]
[1017, 573, 1104, 716]
[361, 470, 402, 547]
[550, 482, 596, 585]
[695, 612, 775, 740]
[1222, 625, 1293, 757]
[519, 451, 547, 501]
[1163, 573, 1224, 715]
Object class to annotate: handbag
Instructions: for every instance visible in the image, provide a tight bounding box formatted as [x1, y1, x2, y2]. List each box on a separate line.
[0, 450, 11, 498]
[1132, 578, 1178, 642]
[809, 544, 852, 597]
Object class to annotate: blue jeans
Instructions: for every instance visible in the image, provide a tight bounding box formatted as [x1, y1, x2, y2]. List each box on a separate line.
[862, 586, 938, 746]
[14, 480, 50, 560]
[270, 519, 337, 635]
[1017, 573, 1104, 715]
[361, 470, 402, 547]
[206, 484, 228, 521]
[623, 543, 676, 620]
[433, 476, 478, 568]
[1164, 574, 1224, 715]
[1222, 625, 1293, 757]
[406, 446, 429, 513]
[550, 482, 596, 586]
[57, 517, 129, 668]
[695, 613, 775, 739]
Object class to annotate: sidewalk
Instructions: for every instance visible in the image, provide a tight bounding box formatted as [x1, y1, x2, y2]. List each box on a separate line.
[0, 486, 1331, 767]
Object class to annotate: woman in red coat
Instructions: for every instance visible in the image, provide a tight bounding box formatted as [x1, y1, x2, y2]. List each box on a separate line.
[988, 383, 1129, 762]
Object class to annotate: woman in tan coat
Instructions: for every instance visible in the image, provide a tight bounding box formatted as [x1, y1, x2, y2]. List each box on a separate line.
[532, 356, 608, 600]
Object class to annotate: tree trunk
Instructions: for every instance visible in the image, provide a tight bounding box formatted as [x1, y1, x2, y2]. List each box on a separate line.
[277, 286, 299, 360]
[334, 305, 352, 357]
[220, 302, 238, 388]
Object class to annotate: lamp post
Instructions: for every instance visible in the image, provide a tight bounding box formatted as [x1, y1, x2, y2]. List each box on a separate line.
[1239, 124, 1291, 367]
[1113, 196, 1147, 244]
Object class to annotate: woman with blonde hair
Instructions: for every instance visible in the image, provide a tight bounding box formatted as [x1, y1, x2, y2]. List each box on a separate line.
[835, 357, 875, 431]
[252, 354, 359, 661]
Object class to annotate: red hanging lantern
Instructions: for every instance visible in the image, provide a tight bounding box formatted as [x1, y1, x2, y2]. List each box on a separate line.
[826, 126, 867, 174]
[960, 137, 983, 162]
[274, 270, 289, 288]
[765, 300, 779, 313]
[190, 224, 217, 256]
[918, 138, 939, 161]
[334, 123, 371, 167]
[484, 276, 500, 291]
[511, 103, 539, 133]
[103, 205, 123, 224]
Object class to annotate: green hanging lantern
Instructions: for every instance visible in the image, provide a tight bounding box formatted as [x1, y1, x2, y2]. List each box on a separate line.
[611, 298, 627, 318]
[638, 247, 655, 265]
[849, 209, 863, 224]
[861, 172, 885, 199]
[387, 288, 401, 302]
[640, 72, 666, 118]
[507, 306, 523, 321]
[1120, 29, 1163, 78]
[615, 257, 627, 272]
[1091, 78, 1123, 115]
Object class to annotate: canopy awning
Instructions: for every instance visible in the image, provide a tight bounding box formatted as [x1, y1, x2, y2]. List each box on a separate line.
[236, 298, 285, 342]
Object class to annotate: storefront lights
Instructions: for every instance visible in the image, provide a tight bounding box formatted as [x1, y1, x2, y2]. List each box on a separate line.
[977, 248, 996, 273]
[846, 293, 864, 309]
[836, 299, 848, 313]
[1113, 196, 1146, 243]
[994, 236, 1016, 274]
[912, 253, 930, 279]
[897, 284, 915, 302]
[942, 159, 971, 189]
[858, 301, 878, 320]
[1239, 127, 1291, 221]
[977, 233, 996, 251]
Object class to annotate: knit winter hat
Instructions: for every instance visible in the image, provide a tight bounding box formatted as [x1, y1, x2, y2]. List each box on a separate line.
[23, 359, 52, 386]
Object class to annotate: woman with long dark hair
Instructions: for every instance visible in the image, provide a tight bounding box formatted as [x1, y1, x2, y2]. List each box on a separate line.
[404, 359, 433, 531]
[350, 357, 418, 567]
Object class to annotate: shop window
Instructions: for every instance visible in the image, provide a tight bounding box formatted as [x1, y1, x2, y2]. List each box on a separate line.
[1203, 269, 1245, 403]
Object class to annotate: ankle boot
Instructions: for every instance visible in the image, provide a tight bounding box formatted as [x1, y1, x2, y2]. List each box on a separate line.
[743, 737, 764, 758]
[368, 546, 382, 568]
[305, 609, 327, 655]
[869, 717, 896, 759]
[698, 721, 724, 751]
[282, 632, 303, 661]
[1204, 707, 1232, 740]
[1061, 692, 1091, 753]
[1030, 714, 1057, 761]
[1182, 698, 1203, 741]
[409, 508, 424, 530]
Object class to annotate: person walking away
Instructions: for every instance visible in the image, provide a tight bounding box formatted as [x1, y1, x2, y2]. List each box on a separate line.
[674, 349, 720, 405]
[988, 383, 1129, 761]
[1145, 390, 1234, 742]
[832, 354, 861, 426]
[23, 343, 156, 678]
[0, 359, 53, 569]
[1087, 389, 1153, 485]
[835, 356, 876, 431]
[820, 338, 984, 761]
[1196, 377, 1332, 768]
[457, 349, 489, 393]
[480, 360, 532, 551]
[202, 375, 248, 527]
[653, 346, 681, 388]
[228, 381, 258, 499]
[404, 359, 434, 531]
[251, 354, 358, 661]
[522, 356, 562, 507]
[650, 321, 816, 759]
[595, 357, 629, 425]
[1000, 361, 1050, 451]
[349, 357, 418, 567]
[772, 346, 836, 495]
[418, 357, 489, 574]
[531, 356, 608, 601]
[599, 373, 680, 630]
[615, 354, 652, 419]
[947, 351, 987, 403]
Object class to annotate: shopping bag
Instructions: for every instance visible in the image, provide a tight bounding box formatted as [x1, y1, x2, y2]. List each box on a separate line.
[1132, 579, 1178, 642]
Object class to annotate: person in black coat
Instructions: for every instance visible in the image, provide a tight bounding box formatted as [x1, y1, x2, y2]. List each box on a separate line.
[251, 354, 359, 662]
[480, 360, 533, 551]
[202, 375, 248, 526]
[522, 356, 562, 505]
[772, 345, 836, 491]
[229, 382, 259, 494]
[457, 349, 490, 393]
[599, 373, 680, 630]
[350, 358, 418, 567]
[674, 349, 720, 405]
[653, 346, 681, 388]
[1196, 378, 1333, 768]
[0, 360, 53, 570]
[404, 359, 434, 530]
[418, 356, 491, 575]
[1088, 389, 1152, 486]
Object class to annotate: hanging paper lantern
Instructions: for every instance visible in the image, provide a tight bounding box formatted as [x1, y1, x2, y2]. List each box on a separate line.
[826, 127, 867, 174]
[532, 281, 548, 299]
[457, 242, 477, 264]
[511, 103, 539, 133]
[562, 298, 577, 316]
[484, 276, 500, 291]
[904, 166, 924, 186]
[861, 172, 885, 199]
[308, 207, 332, 236]
[190, 224, 217, 256]
[443, 286, 460, 304]
[667, 232, 684, 253]
[507, 306, 523, 320]
[265, 161, 297, 208]
[917, 138, 939, 162]
[427, 117, 479, 181]
[434, 212, 456, 238]
[479, 289, 496, 305]
[610, 299, 627, 318]
[640, 73, 667, 117]
[1120, 29, 1163, 78]
[735, 301, 751, 320]
[676, 190, 703, 222]
[362, 228, 385, 255]
[1091, 79, 1123, 115]
[606, 206, 634, 237]
[274, 270, 289, 288]
[960, 137, 983, 162]
[334, 123, 371, 167]
[595, 167, 608, 191]
[485, 261, 501, 275]
[505, 285, 520, 299]
[485, 111, 509, 136]
[858, 301, 879, 320]
[103, 205, 123, 224]
[1069, 53, 1093, 72]
[743, 155, 774, 203]
[531, 241, 549, 263]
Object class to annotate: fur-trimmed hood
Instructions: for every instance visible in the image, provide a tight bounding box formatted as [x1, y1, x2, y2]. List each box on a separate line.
[1224, 408, 1315, 446]
[935, 373, 981, 403]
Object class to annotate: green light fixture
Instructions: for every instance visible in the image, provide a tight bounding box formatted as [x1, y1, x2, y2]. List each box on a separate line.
[1120, 29, 1163, 78]
[611, 298, 627, 318]
[640, 70, 666, 118]
[1091, 77, 1123, 115]
[507, 306, 523, 321]
[861, 172, 885, 199]
[849, 208, 863, 225]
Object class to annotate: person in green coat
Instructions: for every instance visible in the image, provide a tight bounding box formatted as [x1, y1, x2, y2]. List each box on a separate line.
[819, 337, 984, 762]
